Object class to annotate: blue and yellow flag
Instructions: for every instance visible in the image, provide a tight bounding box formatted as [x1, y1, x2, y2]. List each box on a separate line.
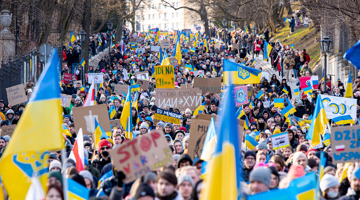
[264, 41, 272, 61]
[274, 98, 284, 108]
[244, 116, 250, 130]
[120, 87, 133, 139]
[343, 39, 360, 69]
[235, 106, 245, 119]
[204, 35, 209, 53]
[223, 59, 261, 85]
[332, 115, 354, 125]
[80, 58, 85, 67]
[282, 87, 289, 95]
[94, 118, 109, 148]
[306, 95, 329, 147]
[200, 117, 217, 161]
[323, 133, 330, 146]
[255, 90, 264, 99]
[193, 101, 205, 116]
[294, 87, 300, 96]
[159, 47, 164, 63]
[108, 105, 116, 120]
[245, 134, 258, 150]
[303, 86, 313, 95]
[173, 36, 182, 65]
[68, 178, 90, 200]
[62, 124, 72, 137]
[70, 30, 76, 44]
[344, 69, 353, 98]
[200, 81, 242, 200]
[0, 49, 64, 200]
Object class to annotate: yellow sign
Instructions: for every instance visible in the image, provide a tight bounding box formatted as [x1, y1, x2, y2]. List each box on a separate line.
[155, 65, 175, 88]
[154, 113, 181, 124]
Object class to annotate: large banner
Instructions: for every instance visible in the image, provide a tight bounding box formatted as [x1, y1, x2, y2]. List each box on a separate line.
[320, 95, 357, 120]
[155, 88, 202, 111]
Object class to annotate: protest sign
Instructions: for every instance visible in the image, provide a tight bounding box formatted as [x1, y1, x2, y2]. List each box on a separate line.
[168, 57, 178, 66]
[187, 41, 193, 47]
[300, 76, 318, 89]
[63, 73, 72, 84]
[137, 80, 150, 90]
[74, 80, 82, 87]
[330, 125, 360, 164]
[110, 131, 173, 183]
[155, 88, 202, 111]
[114, 84, 129, 95]
[72, 104, 111, 135]
[150, 46, 160, 52]
[135, 72, 149, 80]
[154, 65, 175, 88]
[0, 125, 16, 137]
[233, 43, 239, 50]
[88, 73, 104, 84]
[214, 43, 221, 49]
[6, 84, 27, 106]
[60, 94, 72, 107]
[193, 77, 222, 94]
[234, 86, 248, 106]
[271, 132, 290, 150]
[320, 95, 357, 120]
[137, 48, 145, 54]
[154, 108, 182, 124]
[160, 40, 171, 49]
[110, 120, 122, 129]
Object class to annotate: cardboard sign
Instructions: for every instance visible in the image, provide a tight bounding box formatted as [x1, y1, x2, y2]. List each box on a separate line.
[114, 84, 129, 95]
[110, 120, 121, 129]
[137, 80, 150, 90]
[214, 43, 221, 49]
[154, 108, 182, 124]
[330, 125, 360, 164]
[154, 65, 175, 88]
[160, 40, 171, 49]
[74, 80, 82, 87]
[60, 94, 72, 107]
[109, 131, 174, 183]
[0, 125, 16, 137]
[63, 73, 72, 84]
[247, 86, 254, 97]
[233, 43, 239, 50]
[135, 72, 149, 81]
[6, 84, 27, 106]
[168, 57, 178, 66]
[150, 46, 160, 52]
[271, 132, 290, 150]
[137, 48, 145, 54]
[155, 88, 202, 111]
[72, 104, 111, 135]
[88, 73, 104, 84]
[187, 41, 193, 47]
[234, 86, 248, 106]
[193, 77, 222, 94]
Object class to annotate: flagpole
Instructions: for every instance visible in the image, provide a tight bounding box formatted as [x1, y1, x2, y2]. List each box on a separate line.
[61, 148, 69, 200]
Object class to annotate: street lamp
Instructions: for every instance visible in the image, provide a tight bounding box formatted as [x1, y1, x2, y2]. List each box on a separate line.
[319, 36, 332, 90]
[78, 29, 87, 81]
[222, 19, 226, 28]
[252, 26, 257, 35]
[107, 21, 113, 60]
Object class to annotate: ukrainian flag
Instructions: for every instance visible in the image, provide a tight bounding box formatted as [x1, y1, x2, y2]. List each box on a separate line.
[200, 117, 217, 161]
[235, 106, 245, 119]
[94, 118, 109, 148]
[190, 48, 196, 53]
[318, 152, 326, 182]
[161, 51, 170, 65]
[306, 95, 329, 147]
[249, 100, 254, 109]
[281, 104, 294, 117]
[185, 64, 193, 71]
[120, 87, 133, 139]
[68, 178, 90, 199]
[264, 41, 272, 61]
[282, 87, 289, 95]
[69, 42, 74, 49]
[244, 116, 250, 130]
[285, 97, 296, 114]
[252, 59, 256, 66]
[130, 79, 140, 93]
[255, 90, 264, 99]
[80, 58, 85, 67]
[132, 92, 139, 110]
[62, 124, 72, 137]
[274, 98, 284, 108]
[173, 36, 182, 65]
[284, 18, 288, 22]
[303, 86, 313, 95]
[70, 30, 76, 44]
[159, 47, 163, 63]
[0, 49, 64, 200]
[345, 69, 353, 98]
[200, 82, 242, 200]
[193, 101, 206, 116]
[290, 44, 295, 48]
[343, 39, 360, 69]
[154, 31, 160, 42]
[294, 88, 300, 96]
[108, 105, 116, 120]
[245, 134, 258, 150]
[323, 133, 330, 146]
[204, 35, 209, 53]
[332, 115, 354, 125]
[223, 59, 261, 85]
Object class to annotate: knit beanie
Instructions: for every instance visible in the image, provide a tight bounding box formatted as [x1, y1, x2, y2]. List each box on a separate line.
[79, 170, 94, 185]
[48, 171, 63, 184]
[323, 166, 336, 175]
[157, 170, 177, 186]
[306, 148, 317, 156]
[177, 174, 194, 187]
[143, 172, 157, 183]
[49, 160, 62, 171]
[134, 183, 155, 199]
[165, 122, 173, 129]
[256, 141, 268, 150]
[249, 167, 271, 188]
[292, 152, 307, 164]
[98, 139, 111, 153]
[320, 174, 339, 192]
[157, 121, 165, 130]
[185, 108, 192, 114]
[244, 151, 256, 159]
[140, 122, 148, 130]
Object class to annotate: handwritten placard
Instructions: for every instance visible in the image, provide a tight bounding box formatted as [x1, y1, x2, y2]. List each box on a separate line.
[6, 84, 27, 106]
[154, 108, 182, 124]
[60, 94, 72, 107]
[330, 125, 360, 164]
[109, 131, 173, 183]
[154, 65, 175, 88]
[0, 125, 16, 137]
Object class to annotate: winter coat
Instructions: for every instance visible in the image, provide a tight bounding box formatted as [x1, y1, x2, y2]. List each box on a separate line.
[283, 57, 296, 69]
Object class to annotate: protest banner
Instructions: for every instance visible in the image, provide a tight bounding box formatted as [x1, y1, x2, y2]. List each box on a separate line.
[88, 73, 104, 84]
[168, 57, 178, 66]
[137, 80, 150, 90]
[60, 94, 72, 107]
[300, 76, 318, 89]
[320, 95, 357, 120]
[6, 84, 27, 106]
[155, 88, 202, 111]
[193, 77, 222, 94]
[154, 65, 175, 88]
[72, 104, 111, 135]
[160, 40, 171, 49]
[234, 86, 248, 106]
[0, 125, 16, 137]
[150, 46, 160, 52]
[110, 120, 122, 129]
[135, 72, 149, 80]
[63, 73, 72, 84]
[271, 132, 290, 150]
[109, 131, 174, 183]
[154, 108, 182, 124]
[330, 125, 360, 164]
[114, 84, 129, 95]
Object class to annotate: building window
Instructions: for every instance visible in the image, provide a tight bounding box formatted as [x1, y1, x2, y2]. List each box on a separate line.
[172, 23, 174, 28]
[165, 23, 168, 29]
[148, 14, 150, 20]
[172, 13, 174, 18]
[176, 13, 178, 17]
[164, 13, 167, 19]
[159, 3, 161, 9]
[159, 14, 161, 19]
[153, 14, 155, 19]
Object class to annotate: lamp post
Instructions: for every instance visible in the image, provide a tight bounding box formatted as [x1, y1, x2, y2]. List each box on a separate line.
[107, 21, 113, 61]
[78, 29, 87, 81]
[251, 26, 257, 61]
[252, 26, 257, 35]
[319, 36, 332, 90]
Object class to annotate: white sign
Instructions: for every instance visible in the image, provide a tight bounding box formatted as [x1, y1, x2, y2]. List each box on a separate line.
[320, 95, 357, 120]
[136, 72, 149, 81]
[88, 73, 104, 84]
[155, 88, 202, 111]
[151, 46, 161, 52]
[137, 48, 145, 54]
[271, 132, 290, 150]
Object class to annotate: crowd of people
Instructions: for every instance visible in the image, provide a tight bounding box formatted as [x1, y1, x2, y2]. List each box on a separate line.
[1, 16, 360, 200]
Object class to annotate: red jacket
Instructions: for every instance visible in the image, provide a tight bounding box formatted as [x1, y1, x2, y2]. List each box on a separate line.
[254, 40, 262, 52]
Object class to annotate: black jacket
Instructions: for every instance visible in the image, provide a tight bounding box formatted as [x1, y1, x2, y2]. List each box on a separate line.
[339, 178, 351, 196]
[92, 156, 111, 173]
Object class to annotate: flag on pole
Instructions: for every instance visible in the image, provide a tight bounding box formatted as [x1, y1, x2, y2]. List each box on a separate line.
[344, 69, 353, 98]
[173, 35, 182, 64]
[108, 105, 116, 120]
[193, 101, 206, 116]
[0, 49, 64, 200]
[69, 128, 85, 172]
[343, 39, 360, 69]
[223, 60, 262, 85]
[83, 80, 96, 107]
[94, 118, 109, 148]
[200, 117, 217, 161]
[70, 30, 76, 44]
[80, 59, 85, 67]
[120, 87, 133, 139]
[25, 176, 45, 200]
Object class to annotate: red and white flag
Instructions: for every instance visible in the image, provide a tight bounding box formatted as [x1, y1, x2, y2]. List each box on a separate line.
[25, 176, 45, 200]
[335, 145, 345, 152]
[69, 128, 85, 172]
[83, 80, 96, 107]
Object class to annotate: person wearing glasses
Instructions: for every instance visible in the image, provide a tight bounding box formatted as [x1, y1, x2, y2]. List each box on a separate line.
[243, 151, 256, 182]
[92, 139, 112, 172]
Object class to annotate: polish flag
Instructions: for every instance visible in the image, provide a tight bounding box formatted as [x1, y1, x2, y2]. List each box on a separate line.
[335, 145, 345, 152]
[83, 80, 96, 107]
[25, 176, 45, 200]
[69, 128, 85, 172]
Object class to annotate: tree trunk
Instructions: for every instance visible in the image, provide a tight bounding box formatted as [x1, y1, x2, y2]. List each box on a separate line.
[82, 0, 91, 73]
[285, 0, 292, 15]
[115, 0, 125, 42]
[200, 6, 210, 37]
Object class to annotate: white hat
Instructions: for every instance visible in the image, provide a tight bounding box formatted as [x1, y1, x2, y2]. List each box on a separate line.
[49, 160, 62, 171]
[185, 108, 192, 114]
[140, 122, 148, 130]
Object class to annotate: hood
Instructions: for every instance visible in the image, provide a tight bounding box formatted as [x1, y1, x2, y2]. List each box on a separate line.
[177, 154, 193, 168]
